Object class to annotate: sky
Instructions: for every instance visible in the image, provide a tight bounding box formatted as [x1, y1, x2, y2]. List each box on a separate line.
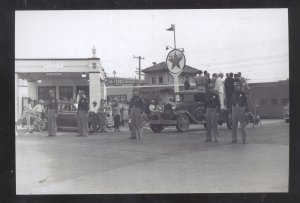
[15, 9, 289, 83]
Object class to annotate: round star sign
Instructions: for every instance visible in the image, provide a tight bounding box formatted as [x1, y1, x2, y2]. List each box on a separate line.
[166, 49, 186, 75]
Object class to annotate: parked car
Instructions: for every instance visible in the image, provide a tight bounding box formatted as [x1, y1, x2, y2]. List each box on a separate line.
[149, 90, 232, 133]
[57, 102, 78, 130]
[283, 102, 289, 123]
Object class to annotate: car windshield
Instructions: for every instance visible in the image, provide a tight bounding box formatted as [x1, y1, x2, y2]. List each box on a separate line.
[180, 94, 194, 102]
[59, 104, 77, 112]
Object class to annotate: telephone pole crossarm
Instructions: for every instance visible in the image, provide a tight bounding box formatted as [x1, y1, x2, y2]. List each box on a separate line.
[133, 55, 145, 80]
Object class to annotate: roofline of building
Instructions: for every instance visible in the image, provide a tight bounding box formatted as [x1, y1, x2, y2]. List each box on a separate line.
[248, 79, 289, 86]
[15, 58, 100, 61]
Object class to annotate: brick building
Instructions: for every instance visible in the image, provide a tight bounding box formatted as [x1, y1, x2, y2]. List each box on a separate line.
[248, 80, 289, 118]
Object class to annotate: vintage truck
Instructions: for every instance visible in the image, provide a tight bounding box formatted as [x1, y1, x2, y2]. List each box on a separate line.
[149, 90, 232, 133]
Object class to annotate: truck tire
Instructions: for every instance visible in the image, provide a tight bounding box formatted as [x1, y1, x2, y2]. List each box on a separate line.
[176, 114, 190, 132]
[150, 124, 164, 133]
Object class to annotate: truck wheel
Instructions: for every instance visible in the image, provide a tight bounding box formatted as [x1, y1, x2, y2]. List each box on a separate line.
[176, 114, 190, 132]
[150, 124, 164, 133]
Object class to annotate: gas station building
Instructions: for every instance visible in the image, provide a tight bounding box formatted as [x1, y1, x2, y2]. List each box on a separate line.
[15, 50, 106, 119]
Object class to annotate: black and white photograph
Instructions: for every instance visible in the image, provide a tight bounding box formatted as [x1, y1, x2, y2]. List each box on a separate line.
[15, 9, 289, 194]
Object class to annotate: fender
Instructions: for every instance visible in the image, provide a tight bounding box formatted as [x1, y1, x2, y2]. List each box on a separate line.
[174, 110, 205, 124]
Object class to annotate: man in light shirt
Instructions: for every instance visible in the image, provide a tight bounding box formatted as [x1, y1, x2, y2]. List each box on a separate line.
[89, 101, 99, 133]
[215, 73, 226, 109]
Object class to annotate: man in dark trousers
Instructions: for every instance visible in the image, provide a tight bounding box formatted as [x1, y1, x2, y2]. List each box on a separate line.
[129, 89, 144, 140]
[224, 72, 235, 110]
[77, 90, 89, 137]
[205, 88, 221, 142]
[46, 90, 58, 137]
[184, 76, 190, 90]
[231, 82, 248, 144]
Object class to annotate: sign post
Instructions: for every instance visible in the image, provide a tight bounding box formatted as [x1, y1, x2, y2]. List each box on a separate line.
[166, 49, 186, 101]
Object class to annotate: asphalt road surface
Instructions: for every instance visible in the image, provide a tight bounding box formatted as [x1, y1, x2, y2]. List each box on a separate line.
[16, 119, 289, 194]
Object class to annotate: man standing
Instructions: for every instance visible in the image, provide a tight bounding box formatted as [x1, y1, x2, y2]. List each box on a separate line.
[237, 72, 250, 92]
[129, 89, 144, 140]
[224, 72, 235, 109]
[89, 101, 99, 133]
[46, 90, 58, 137]
[184, 76, 190, 90]
[77, 90, 89, 137]
[215, 73, 226, 109]
[231, 83, 248, 144]
[194, 70, 206, 91]
[203, 71, 209, 93]
[205, 89, 221, 142]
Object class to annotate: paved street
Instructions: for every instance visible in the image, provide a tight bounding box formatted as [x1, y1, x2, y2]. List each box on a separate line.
[16, 119, 289, 194]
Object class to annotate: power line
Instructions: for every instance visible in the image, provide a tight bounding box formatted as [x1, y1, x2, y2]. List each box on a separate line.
[197, 54, 288, 66]
[133, 55, 145, 80]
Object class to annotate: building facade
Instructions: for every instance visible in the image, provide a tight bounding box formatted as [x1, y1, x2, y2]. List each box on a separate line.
[141, 61, 200, 102]
[15, 51, 106, 119]
[248, 80, 289, 119]
[105, 77, 146, 102]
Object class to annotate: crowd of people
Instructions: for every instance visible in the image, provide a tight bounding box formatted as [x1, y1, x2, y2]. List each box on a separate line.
[19, 70, 251, 143]
[190, 71, 250, 144]
[184, 71, 250, 110]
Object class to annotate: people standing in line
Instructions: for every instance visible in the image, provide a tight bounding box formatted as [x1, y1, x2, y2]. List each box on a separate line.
[89, 101, 99, 134]
[129, 89, 144, 140]
[215, 73, 226, 109]
[194, 70, 207, 92]
[184, 76, 190, 90]
[112, 100, 121, 132]
[45, 90, 58, 137]
[205, 88, 221, 142]
[224, 72, 235, 110]
[77, 90, 89, 137]
[98, 99, 108, 132]
[231, 82, 248, 144]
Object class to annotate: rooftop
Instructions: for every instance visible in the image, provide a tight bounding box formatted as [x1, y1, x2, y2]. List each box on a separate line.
[142, 62, 199, 74]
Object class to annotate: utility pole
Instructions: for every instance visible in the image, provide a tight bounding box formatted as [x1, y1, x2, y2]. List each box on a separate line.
[112, 70, 116, 85]
[133, 55, 145, 80]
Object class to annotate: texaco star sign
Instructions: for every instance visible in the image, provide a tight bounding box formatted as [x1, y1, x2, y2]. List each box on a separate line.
[166, 49, 186, 75]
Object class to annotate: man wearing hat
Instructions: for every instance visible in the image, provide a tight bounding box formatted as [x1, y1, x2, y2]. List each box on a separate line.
[129, 89, 144, 140]
[45, 90, 58, 137]
[231, 82, 248, 144]
[77, 90, 89, 137]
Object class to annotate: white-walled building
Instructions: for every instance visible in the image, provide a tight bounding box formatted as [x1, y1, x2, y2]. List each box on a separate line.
[15, 48, 106, 119]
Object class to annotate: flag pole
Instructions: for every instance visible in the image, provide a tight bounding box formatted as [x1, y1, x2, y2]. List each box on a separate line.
[173, 24, 176, 49]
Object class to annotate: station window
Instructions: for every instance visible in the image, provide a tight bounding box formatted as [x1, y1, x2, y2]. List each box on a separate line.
[92, 63, 97, 69]
[152, 77, 156, 84]
[271, 98, 278, 105]
[76, 86, 89, 101]
[159, 76, 163, 83]
[38, 86, 56, 101]
[261, 99, 267, 106]
[59, 86, 73, 100]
